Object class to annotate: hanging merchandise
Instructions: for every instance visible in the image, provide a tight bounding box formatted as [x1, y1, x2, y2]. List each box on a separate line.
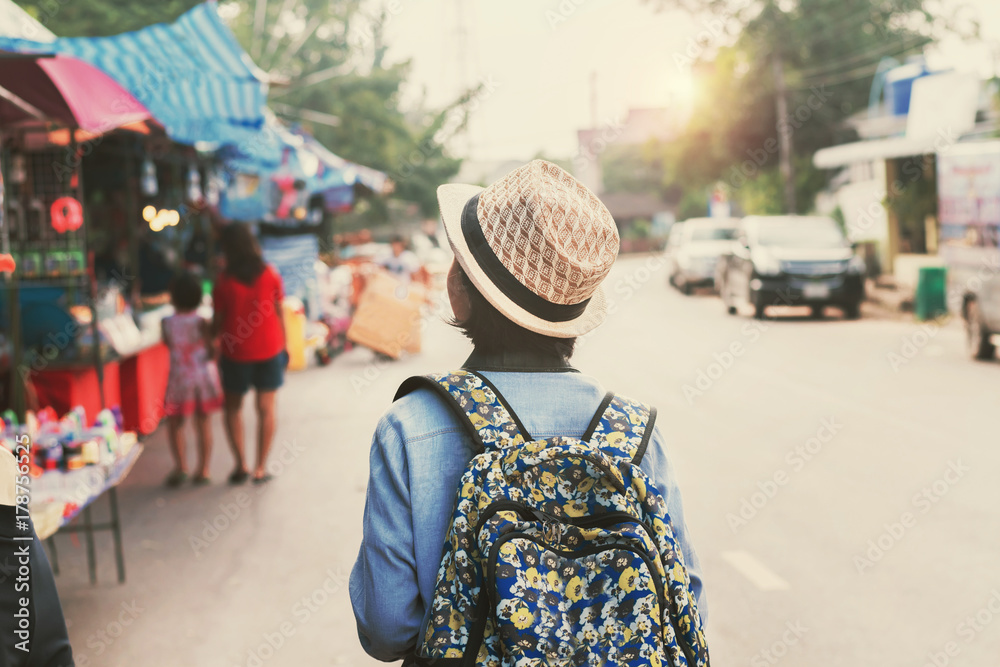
[50, 197, 83, 233]
[205, 167, 224, 206]
[10, 154, 26, 185]
[140, 158, 158, 197]
[186, 164, 203, 203]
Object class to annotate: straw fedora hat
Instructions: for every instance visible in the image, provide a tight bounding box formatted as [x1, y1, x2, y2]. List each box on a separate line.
[438, 159, 619, 338]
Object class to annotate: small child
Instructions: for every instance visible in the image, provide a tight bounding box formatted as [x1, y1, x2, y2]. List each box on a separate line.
[162, 272, 223, 487]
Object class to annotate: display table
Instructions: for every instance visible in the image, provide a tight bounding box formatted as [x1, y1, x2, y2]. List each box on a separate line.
[119, 343, 170, 434]
[30, 443, 143, 584]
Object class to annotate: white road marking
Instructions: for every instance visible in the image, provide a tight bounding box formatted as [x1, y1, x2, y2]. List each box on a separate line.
[722, 550, 791, 591]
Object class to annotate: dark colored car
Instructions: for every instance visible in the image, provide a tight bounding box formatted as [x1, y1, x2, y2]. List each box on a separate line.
[718, 216, 866, 320]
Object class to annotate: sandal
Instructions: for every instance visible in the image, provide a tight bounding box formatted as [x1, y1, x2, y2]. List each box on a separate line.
[192, 474, 211, 486]
[251, 473, 274, 485]
[228, 469, 250, 485]
[165, 470, 188, 488]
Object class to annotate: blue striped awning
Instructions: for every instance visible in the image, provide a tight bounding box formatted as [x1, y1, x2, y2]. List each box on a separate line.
[0, 2, 267, 146]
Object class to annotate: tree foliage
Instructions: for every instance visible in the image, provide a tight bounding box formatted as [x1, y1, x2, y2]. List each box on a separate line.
[605, 0, 975, 217]
[22, 0, 465, 222]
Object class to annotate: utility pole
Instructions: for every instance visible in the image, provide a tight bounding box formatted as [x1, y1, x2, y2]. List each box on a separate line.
[590, 70, 598, 130]
[773, 52, 796, 214]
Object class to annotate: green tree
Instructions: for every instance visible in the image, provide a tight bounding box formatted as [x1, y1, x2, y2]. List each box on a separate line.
[20, 0, 201, 36]
[636, 0, 976, 215]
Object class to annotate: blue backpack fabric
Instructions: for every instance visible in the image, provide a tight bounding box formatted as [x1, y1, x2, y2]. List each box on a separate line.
[395, 370, 709, 666]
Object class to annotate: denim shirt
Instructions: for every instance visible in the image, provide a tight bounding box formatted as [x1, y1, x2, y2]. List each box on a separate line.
[349, 355, 707, 661]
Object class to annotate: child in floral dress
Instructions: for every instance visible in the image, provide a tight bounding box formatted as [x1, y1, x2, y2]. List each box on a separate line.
[162, 272, 223, 486]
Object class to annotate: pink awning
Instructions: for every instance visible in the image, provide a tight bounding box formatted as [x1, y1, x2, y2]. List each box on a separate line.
[0, 53, 151, 133]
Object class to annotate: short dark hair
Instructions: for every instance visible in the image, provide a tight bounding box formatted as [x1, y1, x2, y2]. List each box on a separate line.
[451, 265, 576, 361]
[170, 272, 203, 312]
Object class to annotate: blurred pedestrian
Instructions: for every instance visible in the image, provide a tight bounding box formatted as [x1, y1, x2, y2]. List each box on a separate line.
[350, 161, 709, 664]
[162, 272, 222, 487]
[213, 223, 287, 484]
[378, 234, 420, 283]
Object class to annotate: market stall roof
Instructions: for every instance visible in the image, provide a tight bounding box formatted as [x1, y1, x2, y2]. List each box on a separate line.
[813, 136, 940, 169]
[0, 53, 151, 133]
[217, 115, 392, 220]
[0, 2, 267, 146]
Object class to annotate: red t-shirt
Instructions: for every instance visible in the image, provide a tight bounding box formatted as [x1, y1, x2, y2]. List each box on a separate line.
[213, 265, 285, 362]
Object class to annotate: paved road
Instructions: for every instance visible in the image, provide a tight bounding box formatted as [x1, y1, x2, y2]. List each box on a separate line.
[53, 255, 999, 666]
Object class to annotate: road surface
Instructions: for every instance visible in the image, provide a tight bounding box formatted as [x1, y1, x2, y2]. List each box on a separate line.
[52, 255, 1000, 666]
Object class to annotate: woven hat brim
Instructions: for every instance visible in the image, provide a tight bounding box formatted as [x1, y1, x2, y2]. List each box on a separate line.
[437, 183, 609, 339]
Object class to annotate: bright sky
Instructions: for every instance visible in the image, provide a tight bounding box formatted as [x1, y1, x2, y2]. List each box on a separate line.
[381, 0, 1000, 162]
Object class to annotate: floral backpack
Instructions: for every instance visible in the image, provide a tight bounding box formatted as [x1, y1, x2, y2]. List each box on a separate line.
[395, 370, 709, 667]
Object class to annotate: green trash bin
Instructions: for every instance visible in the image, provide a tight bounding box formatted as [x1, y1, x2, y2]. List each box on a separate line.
[915, 266, 947, 321]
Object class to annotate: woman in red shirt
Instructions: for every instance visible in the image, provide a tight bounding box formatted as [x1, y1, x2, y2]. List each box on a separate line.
[213, 223, 287, 484]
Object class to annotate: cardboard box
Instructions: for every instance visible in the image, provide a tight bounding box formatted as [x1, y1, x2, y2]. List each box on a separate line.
[347, 271, 425, 358]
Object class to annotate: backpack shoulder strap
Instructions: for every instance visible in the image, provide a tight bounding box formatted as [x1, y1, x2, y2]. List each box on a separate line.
[582, 392, 657, 465]
[394, 370, 531, 453]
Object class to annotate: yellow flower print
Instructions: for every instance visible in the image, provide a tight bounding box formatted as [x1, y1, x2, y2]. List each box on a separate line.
[469, 413, 489, 430]
[460, 481, 476, 498]
[524, 439, 545, 453]
[511, 606, 535, 630]
[449, 609, 465, 630]
[470, 389, 488, 402]
[530, 487, 545, 503]
[500, 542, 517, 558]
[566, 576, 585, 601]
[564, 499, 587, 517]
[546, 570, 563, 591]
[577, 477, 596, 493]
[619, 567, 640, 593]
[540, 471, 556, 487]
[605, 431, 627, 448]
[671, 561, 688, 584]
[653, 517, 667, 536]
[629, 411, 644, 425]
[524, 567, 543, 589]
[650, 651, 662, 667]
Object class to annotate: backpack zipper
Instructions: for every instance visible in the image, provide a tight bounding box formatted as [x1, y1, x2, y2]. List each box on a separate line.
[470, 501, 697, 666]
[466, 530, 670, 664]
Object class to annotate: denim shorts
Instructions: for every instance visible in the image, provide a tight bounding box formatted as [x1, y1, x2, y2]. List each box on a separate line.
[219, 352, 287, 395]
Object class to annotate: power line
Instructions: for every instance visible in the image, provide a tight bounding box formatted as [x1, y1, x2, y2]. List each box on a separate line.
[798, 34, 930, 80]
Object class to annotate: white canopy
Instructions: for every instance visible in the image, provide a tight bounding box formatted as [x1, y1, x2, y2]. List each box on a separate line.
[0, 0, 56, 41]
